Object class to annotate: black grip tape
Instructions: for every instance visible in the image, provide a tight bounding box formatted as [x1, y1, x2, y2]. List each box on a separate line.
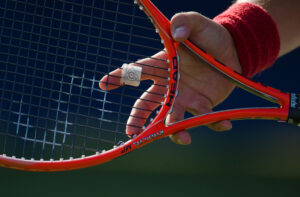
[288, 93, 300, 126]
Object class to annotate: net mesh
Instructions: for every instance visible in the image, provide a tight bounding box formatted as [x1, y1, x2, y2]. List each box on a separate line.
[0, 0, 166, 160]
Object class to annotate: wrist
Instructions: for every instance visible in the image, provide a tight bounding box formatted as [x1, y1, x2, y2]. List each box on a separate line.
[213, 2, 280, 78]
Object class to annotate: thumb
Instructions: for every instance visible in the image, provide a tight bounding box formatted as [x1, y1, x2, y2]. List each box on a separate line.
[166, 104, 191, 145]
[170, 11, 236, 63]
[170, 12, 210, 42]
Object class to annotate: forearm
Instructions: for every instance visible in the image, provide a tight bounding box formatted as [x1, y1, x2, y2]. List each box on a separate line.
[236, 0, 300, 56]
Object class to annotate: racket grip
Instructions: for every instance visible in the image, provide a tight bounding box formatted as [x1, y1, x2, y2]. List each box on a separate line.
[288, 93, 300, 126]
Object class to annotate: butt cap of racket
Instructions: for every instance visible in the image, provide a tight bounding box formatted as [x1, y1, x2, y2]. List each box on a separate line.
[288, 93, 300, 126]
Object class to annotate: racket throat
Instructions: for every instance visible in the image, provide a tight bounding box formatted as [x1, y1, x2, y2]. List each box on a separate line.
[288, 93, 300, 126]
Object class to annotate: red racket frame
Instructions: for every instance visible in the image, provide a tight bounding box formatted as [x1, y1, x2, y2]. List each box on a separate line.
[0, 0, 293, 171]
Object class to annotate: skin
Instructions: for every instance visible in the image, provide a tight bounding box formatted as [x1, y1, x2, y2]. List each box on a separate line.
[100, 0, 300, 145]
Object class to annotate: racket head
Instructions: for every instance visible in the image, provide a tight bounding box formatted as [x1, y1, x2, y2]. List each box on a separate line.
[0, 0, 178, 171]
[0, 0, 292, 172]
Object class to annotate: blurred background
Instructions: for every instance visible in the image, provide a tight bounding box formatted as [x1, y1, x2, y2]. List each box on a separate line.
[1, 0, 300, 196]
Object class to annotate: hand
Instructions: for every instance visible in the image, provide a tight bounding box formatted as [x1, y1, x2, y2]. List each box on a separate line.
[99, 12, 241, 145]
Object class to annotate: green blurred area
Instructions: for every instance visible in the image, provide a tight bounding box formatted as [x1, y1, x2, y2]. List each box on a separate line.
[1, 121, 300, 197]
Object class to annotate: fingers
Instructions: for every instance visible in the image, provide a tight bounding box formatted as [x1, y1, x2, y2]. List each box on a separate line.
[99, 68, 122, 90]
[126, 84, 167, 136]
[99, 51, 169, 90]
[98, 51, 169, 137]
[167, 89, 233, 145]
[166, 103, 185, 129]
[186, 96, 233, 132]
[207, 120, 232, 132]
[169, 120, 232, 145]
[169, 131, 191, 145]
[166, 103, 192, 145]
[170, 11, 237, 63]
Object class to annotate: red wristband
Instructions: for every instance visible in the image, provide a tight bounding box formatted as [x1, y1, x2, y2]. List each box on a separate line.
[213, 2, 280, 78]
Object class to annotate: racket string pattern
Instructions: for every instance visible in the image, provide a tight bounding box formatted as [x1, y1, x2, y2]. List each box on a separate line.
[0, 0, 167, 162]
[1, 0, 299, 171]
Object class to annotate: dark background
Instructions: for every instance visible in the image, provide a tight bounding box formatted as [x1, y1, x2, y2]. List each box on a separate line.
[1, 0, 300, 196]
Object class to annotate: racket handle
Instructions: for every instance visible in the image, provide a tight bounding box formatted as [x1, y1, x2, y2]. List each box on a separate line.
[288, 93, 300, 126]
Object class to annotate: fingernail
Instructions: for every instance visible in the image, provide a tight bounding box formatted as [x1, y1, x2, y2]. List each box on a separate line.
[224, 121, 232, 130]
[177, 138, 185, 145]
[172, 26, 187, 40]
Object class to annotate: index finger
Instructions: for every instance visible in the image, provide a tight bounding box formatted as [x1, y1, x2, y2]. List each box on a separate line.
[99, 51, 169, 90]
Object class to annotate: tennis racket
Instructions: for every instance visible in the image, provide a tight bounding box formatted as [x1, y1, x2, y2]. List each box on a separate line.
[0, 0, 299, 171]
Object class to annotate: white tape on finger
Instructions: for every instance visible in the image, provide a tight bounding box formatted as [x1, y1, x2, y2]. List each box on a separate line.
[121, 63, 142, 87]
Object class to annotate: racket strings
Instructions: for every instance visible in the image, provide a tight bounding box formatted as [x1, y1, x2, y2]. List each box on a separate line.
[0, 0, 167, 160]
[0, 131, 108, 154]
[2, 0, 157, 39]
[0, 40, 167, 78]
[3, 58, 167, 95]
[1, 70, 161, 117]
